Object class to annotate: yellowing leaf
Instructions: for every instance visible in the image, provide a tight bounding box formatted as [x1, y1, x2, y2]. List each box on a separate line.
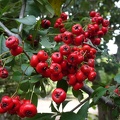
[48, 0, 65, 16]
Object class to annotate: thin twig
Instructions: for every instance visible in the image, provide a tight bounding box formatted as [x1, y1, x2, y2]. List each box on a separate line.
[70, 96, 90, 112]
[0, 21, 22, 42]
[18, 0, 26, 33]
[82, 84, 115, 108]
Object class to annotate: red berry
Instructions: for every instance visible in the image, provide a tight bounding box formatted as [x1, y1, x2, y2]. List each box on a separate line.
[1, 96, 14, 112]
[73, 82, 84, 90]
[72, 24, 83, 35]
[37, 50, 48, 62]
[88, 71, 97, 81]
[5, 36, 19, 49]
[89, 11, 96, 17]
[59, 44, 71, 55]
[102, 19, 109, 27]
[76, 70, 86, 82]
[19, 103, 37, 118]
[10, 46, 23, 56]
[30, 55, 39, 67]
[74, 34, 84, 46]
[60, 12, 67, 21]
[67, 74, 77, 86]
[0, 67, 8, 78]
[41, 19, 51, 29]
[50, 63, 61, 75]
[51, 52, 63, 63]
[52, 88, 66, 104]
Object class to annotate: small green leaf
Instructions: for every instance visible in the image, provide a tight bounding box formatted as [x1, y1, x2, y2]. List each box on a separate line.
[25, 113, 55, 120]
[92, 87, 107, 103]
[40, 36, 56, 48]
[50, 102, 59, 112]
[30, 75, 41, 83]
[20, 81, 30, 92]
[0, 34, 9, 54]
[114, 74, 120, 83]
[57, 80, 68, 92]
[16, 15, 36, 25]
[31, 93, 38, 107]
[12, 71, 22, 81]
[60, 112, 80, 120]
[77, 101, 89, 120]
[72, 89, 83, 101]
[21, 64, 34, 76]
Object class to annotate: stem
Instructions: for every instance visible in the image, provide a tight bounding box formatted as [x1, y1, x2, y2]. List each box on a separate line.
[30, 85, 35, 102]
[82, 84, 115, 108]
[0, 51, 10, 58]
[23, 50, 30, 60]
[0, 21, 22, 42]
[18, 0, 26, 33]
[11, 84, 20, 98]
[70, 96, 90, 112]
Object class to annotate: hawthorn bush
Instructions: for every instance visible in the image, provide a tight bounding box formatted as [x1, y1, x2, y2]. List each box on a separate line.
[0, 0, 120, 120]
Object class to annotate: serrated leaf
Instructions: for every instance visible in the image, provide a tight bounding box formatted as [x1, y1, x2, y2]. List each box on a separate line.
[57, 80, 68, 92]
[21, 64, 34, 76]
[16, 15, 36, 25]
[12, 71, 23, 81]
[114, 74, 120, 83]
[40, 36, 56, 48]
[60, 112, 80, 120]
[0, 34, 9, 54]
[77, 101, 89, 120]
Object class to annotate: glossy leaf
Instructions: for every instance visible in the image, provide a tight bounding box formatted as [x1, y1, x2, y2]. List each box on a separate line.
[77, 101, 89, 120]
[16, 15, 36, 25]
[12, 71, 23, 81]
[20, 81, 30, 92]
[72, 89, 83, 101]
[114, 74, 120, 84]
[57, 80, 68, 92]
[0, 34, 8, 54]
[60, 112, 80, 120]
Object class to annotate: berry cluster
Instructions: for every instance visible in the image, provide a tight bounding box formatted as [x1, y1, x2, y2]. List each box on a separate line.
[0, 61, 8, 79]
[30, 11, 110, 104]
[0, 95, 37, 118]
[5, 36, 23, 56]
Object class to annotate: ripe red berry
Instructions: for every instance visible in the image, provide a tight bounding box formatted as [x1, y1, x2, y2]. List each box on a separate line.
[76, 70, 86, 82]
[88, 71, 97, 81]
[37, 50, 48, 62]
[72, 24, 83, 35]
[1, 96, 14, 112]
[67, 74, 76, 86]
[19, 103, 37, 118]
[50, 63, 61, 75]
[59, 44, 71, 55]
[51, 52, 63, 63]
[30, 55, 39, 67]
[5, 36, 19, 49]
[60, 12, 67, 21]
[0, 67, 8, 78]
[10, 46, 23, 56]
[41, 19, 51, 29]
[74, 34, 84, 46]
[102, 19, 109, 27]
[89, 11, 96, 17]
[52, 88, 66, 104]
[73, 82, 84, 90]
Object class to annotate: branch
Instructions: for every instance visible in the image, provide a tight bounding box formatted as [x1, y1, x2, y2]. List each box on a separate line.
[0, 21, 22, 42]
[82, 84, 115, 108]
[70, 96, 90, 112]
[18, 0, 26, 33]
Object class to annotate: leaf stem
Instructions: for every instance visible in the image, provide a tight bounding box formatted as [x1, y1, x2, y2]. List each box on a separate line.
[30, 85, 35, 103]
[70, 96, 90, 112]
[0, 51, 10, 58]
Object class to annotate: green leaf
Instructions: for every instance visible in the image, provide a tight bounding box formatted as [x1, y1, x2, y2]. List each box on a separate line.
[40, 36, 56, 48]
[25, 113, 55, 120]
[77, 101, 89, 120]
[57, 80, 68, 92]
[12, 71, 23, 81]
[40, 81, 47, 98]
[72, 89, 83, 101]
[60, 112, 80, 120]
[50, 101, 59, 112]
[92, 87, 107, 103]
[0, 34, 8, 54]
[21, 64, 34, 76]
[31, 93, 38, 107]
[30, 75, 41, 83]
[20, 81, 30, 92]
[16, 15, 36, 25]
[114, 74, 120, 83]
